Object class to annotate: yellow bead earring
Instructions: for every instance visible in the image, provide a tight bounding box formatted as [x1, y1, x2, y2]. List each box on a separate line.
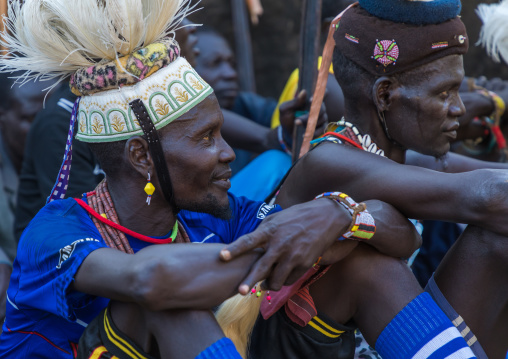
[144, 173, 155, 205]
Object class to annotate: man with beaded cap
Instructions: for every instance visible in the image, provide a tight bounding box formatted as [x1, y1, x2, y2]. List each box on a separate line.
[269, 0, 508, 357]
[0, 1, 432, 359]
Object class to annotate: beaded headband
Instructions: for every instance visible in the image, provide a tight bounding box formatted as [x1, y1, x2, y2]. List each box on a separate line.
[70, 38, 180, 96]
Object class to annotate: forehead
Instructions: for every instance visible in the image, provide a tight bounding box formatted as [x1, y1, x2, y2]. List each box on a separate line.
[403, 55, 464, 90]
[196, 33, 232, 57]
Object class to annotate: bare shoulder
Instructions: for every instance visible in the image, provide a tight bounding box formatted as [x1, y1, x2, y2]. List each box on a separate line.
[277, 142, 396, 206]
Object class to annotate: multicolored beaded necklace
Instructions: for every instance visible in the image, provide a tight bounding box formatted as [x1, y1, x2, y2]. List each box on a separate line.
[74, 180, 184, 254]
[312, 118, 386, 158]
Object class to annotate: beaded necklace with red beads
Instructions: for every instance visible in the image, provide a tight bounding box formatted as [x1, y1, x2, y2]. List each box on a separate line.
[74, 180, 185, 254]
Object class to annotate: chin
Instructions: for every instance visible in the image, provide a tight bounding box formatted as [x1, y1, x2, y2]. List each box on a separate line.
[175, 192, 232, 220]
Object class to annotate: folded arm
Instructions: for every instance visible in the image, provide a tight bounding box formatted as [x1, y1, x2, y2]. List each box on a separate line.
[277, 142, 508, 235]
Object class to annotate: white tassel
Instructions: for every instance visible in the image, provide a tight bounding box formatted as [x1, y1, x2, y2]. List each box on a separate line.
[0, 0, 197, 90]
[477, 0, 508, 64]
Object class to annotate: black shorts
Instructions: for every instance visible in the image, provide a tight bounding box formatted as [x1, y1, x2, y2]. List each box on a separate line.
[77, 306, 157, 359]
[249, 309, 356, 359]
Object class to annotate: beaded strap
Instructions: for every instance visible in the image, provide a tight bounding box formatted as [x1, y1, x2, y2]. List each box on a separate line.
[315, 191, 376, 241]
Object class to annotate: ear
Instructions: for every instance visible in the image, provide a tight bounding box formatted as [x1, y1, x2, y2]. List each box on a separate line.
[372, 76, 399, 112]
[125, 136, 154, 179]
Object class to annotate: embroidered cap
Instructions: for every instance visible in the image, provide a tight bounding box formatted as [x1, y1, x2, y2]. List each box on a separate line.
[76, 57, 212, 143]
[334, 2, 468, 76]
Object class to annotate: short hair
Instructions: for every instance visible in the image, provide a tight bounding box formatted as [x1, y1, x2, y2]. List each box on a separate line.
[86, 140, 128, 180]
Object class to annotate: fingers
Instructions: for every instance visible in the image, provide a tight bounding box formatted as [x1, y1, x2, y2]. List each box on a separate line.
[221, 221, 278, 262]
[237, 254, 277, 294]
[220, 232, 266, 262]
[279, 89, 307, 114]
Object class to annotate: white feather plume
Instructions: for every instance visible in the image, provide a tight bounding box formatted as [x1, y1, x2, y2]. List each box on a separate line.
[477, 0, 508, 64]
[0, 0, 196, 88]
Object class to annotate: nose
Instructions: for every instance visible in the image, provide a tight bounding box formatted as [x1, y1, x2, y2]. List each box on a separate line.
[219, 136, 236, 164]
[450, 93, 466, 118]
[222, 63, 238, 82]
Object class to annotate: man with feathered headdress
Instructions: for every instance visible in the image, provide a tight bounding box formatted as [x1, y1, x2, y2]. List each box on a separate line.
[0, 0, 426, 358]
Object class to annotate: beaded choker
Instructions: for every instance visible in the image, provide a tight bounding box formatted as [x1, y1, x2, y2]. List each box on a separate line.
[335, 119, 386, 157]
[312, 118, 386, 158]
[74, 180, 183, 254]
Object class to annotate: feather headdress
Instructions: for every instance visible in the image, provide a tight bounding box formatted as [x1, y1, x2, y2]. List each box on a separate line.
[477, 0, 508, 64]
[0, 0, 198, 88]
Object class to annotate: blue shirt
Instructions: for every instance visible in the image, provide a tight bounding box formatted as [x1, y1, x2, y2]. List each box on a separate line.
[0, 193, 281, 358]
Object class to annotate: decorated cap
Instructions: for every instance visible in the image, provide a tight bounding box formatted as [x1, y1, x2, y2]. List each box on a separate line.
[334, 0, 469, 76]
[0, 0, 212, 203]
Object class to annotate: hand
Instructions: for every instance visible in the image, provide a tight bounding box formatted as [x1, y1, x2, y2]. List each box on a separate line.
[220, 198, 350, 294]
[279, 90, 328, 143]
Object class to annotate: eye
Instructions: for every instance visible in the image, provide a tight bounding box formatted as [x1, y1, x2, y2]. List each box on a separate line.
[202, 130, 213, 142]
[439, 90, 449, 99]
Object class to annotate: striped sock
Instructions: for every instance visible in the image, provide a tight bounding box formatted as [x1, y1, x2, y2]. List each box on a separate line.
[195, 337, 242, 359]
[375, 293, 476, 359]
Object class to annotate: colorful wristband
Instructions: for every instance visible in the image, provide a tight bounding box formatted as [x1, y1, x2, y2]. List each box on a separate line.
[315, 191, 376, 241]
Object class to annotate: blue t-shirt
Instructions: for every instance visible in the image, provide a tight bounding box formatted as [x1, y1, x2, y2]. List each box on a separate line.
[0, 193, 281, 358]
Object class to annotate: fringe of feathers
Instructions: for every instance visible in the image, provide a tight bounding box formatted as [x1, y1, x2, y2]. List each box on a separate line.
[0, 0, 200, 90]
[477, 0, 508, 64]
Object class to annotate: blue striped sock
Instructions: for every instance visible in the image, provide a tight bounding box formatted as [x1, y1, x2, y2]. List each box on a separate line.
[375, 293, 476, 359]
[195, 337, 242, 359]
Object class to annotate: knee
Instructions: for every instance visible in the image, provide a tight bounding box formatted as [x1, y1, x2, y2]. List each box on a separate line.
[338, 244, 414, 291]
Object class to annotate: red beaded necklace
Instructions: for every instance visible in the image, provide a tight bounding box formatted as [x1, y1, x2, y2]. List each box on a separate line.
[74, 180, 183, 254]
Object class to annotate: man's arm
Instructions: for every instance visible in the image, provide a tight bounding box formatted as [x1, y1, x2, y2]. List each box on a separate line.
[406, 150, 508, 173]
[277, 142, 508, 234]
[73, 244, 262, 311]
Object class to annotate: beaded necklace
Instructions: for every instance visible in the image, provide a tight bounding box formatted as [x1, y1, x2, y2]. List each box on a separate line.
[74, 180, 183, 254]
[335, 119, 386, 157]
[311, 118, 386, 158]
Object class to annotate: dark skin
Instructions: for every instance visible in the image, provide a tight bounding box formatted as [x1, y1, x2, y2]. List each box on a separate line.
[264, 54, 508, 357]
[74, 94, 420, 357]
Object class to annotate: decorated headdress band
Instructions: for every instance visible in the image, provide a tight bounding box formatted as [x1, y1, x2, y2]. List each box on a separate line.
[0, 0, 212, 203]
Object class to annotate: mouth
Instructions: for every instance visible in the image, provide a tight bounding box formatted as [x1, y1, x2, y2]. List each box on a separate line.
[211, 170, 232, 190]
[443, 130, 457, 140]
[443, 121, 459, 140]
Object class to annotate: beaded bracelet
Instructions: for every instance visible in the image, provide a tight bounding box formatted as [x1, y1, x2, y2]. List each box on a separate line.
[315, 191, 376, 241]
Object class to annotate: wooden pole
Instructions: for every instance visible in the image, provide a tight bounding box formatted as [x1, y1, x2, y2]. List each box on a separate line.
[231, 0, 257, 93]
[292, 0, 322, 163]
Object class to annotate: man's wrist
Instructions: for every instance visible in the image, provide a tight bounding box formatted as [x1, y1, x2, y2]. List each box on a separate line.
[314, 192, 377, 241]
